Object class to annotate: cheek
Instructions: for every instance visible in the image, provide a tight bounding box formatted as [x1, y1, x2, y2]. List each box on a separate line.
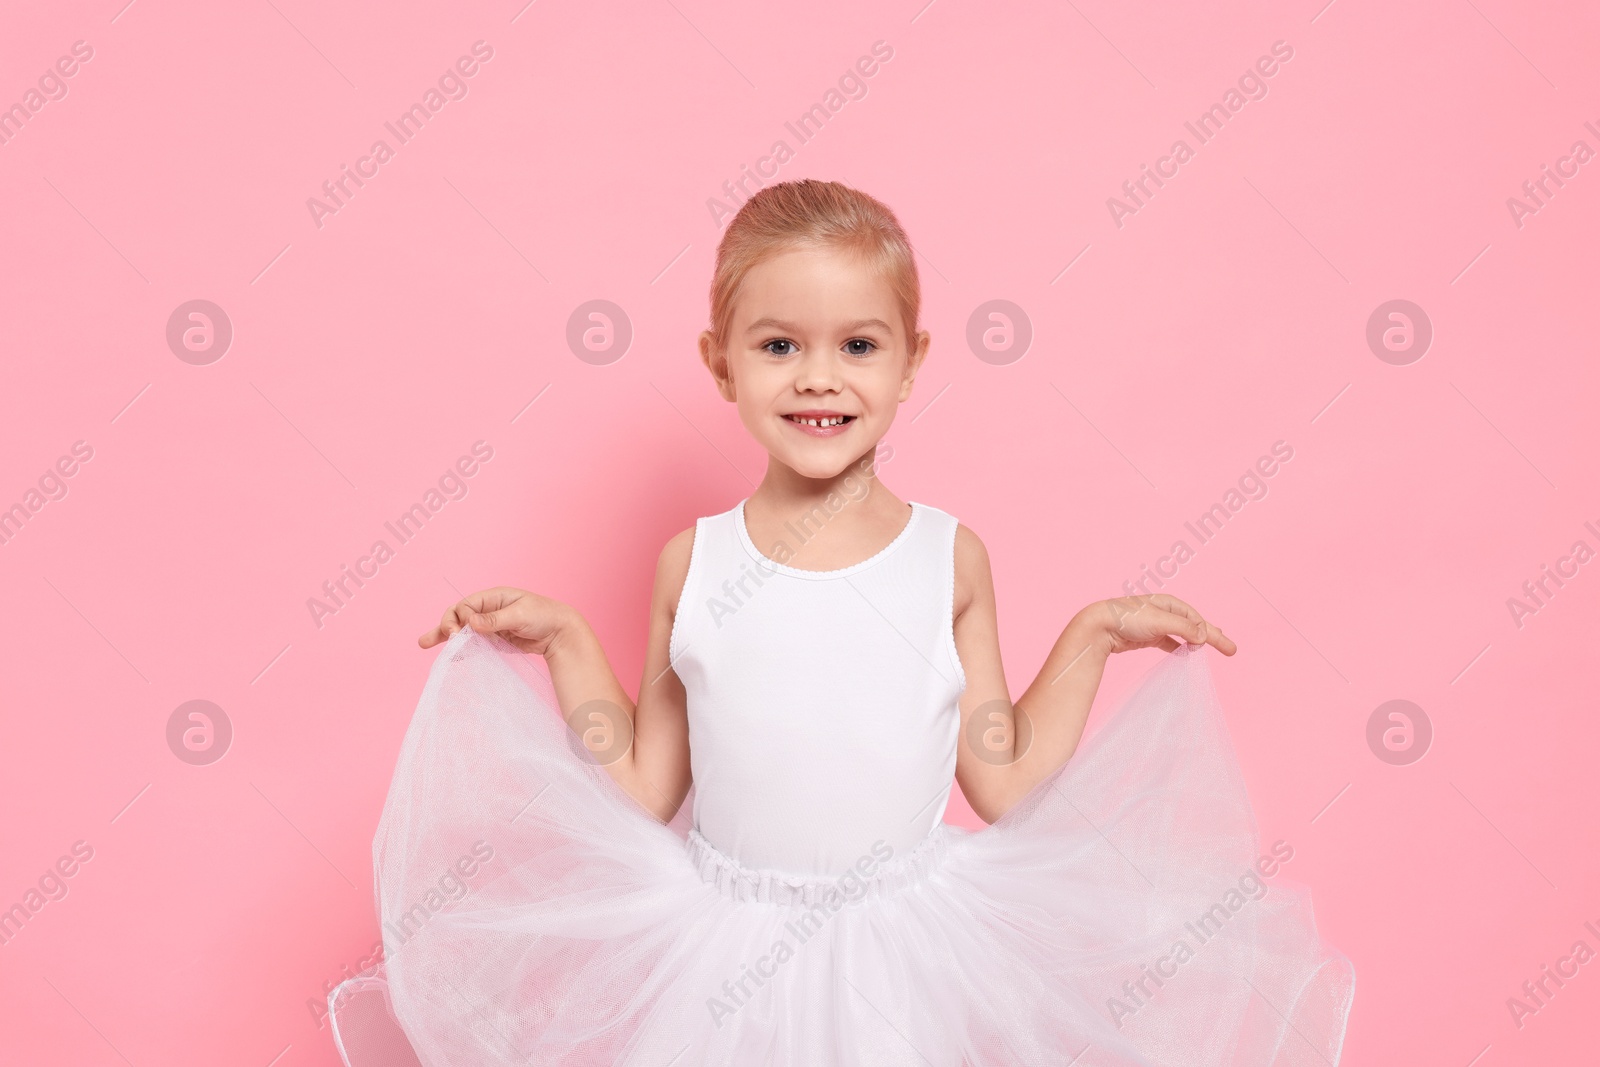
[736, 364, 787, 406]
[864, 364, 911, 406]
[731, 370, 790, 428]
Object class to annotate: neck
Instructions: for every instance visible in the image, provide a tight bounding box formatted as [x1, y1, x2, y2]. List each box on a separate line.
[743, 445, 909, 568]
[753, 444, 886, 512]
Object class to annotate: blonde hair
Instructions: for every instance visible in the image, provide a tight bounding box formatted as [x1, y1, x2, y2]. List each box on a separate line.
[706, 180, 921, 355]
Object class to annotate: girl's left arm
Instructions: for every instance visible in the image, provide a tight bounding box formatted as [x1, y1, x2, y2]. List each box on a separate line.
[951, 525, 1236, 823]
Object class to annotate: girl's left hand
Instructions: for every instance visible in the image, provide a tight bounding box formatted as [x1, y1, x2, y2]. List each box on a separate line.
[1087, 594, 1238, 656]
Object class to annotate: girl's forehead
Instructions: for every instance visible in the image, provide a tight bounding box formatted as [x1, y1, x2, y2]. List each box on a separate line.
[738, 249, 897, 307]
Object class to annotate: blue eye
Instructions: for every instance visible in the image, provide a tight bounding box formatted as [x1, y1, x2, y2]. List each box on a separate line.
[764, 339, 797, 356]
[844, 338, 876, 357]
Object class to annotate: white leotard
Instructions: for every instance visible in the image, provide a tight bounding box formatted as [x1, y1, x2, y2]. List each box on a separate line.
[669, 497, 967, 877]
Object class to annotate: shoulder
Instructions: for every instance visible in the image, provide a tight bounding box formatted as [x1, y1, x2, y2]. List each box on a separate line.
[652, 524, 699, 613]
[951, 521, 994, 620]
[659, 523, 698, 564]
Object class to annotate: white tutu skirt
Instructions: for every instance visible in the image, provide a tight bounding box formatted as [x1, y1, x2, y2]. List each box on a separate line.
[330, 629, 1354, 1066]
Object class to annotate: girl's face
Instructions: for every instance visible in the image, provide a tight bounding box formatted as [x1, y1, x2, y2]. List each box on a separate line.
[700, 243, 929, 481]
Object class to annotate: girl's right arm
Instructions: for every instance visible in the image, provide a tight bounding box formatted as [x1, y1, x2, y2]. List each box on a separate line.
[416, 529, 696, 824]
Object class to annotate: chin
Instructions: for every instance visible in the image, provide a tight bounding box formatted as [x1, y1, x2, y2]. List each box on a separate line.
[782, 451, 854, 481]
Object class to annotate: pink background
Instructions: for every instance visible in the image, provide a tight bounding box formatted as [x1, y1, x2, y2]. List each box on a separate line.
[2, 0, 1596, 1063]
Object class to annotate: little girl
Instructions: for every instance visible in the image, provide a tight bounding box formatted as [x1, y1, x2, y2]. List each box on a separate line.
[329, 180, 1354, 1066]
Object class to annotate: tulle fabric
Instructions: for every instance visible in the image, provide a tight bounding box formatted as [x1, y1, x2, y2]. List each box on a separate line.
[330, 628, 1353, 1066]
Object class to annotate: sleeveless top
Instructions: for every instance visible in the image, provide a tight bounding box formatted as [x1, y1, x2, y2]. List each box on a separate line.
[669, 497, 967, 879]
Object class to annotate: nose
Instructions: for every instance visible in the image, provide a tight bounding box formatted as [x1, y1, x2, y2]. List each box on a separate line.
[793, 347, 842, 394]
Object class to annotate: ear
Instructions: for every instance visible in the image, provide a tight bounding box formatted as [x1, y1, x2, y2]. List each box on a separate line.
[897, 329, 931, 402]
[699, 330, 737, 401]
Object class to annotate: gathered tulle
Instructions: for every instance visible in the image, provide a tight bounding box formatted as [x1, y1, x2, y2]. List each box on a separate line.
[330, 628, 1353, 1066]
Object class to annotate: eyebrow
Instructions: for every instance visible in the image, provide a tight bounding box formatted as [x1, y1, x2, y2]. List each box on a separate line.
[744, 317, 894, 335]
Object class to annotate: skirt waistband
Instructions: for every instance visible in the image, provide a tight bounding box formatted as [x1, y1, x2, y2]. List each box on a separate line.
[685, 824, 951, 907]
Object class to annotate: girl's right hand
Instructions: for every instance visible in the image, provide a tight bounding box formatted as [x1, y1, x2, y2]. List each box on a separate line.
[418, 586, 575, 655]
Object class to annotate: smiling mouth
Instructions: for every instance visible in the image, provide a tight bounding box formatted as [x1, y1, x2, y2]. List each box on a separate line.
[783, 413, 856, 437]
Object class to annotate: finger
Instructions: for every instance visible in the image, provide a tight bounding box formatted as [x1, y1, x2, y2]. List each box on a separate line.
[1146, 607, 1208, 647]
[1151, 600, 1236, 655]
[1182, 614, 1237, 655]
[1205, 624, 1239, 656]
[420, 598, 479, 647]
[1165, 599, 1229, 650]
[1149, 594, 1204, 626]
[418, 609, 455, 648]
[444, 602, 476, 635]
[468, 607, 509, 634]
[1180, 619, 1237, 656]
